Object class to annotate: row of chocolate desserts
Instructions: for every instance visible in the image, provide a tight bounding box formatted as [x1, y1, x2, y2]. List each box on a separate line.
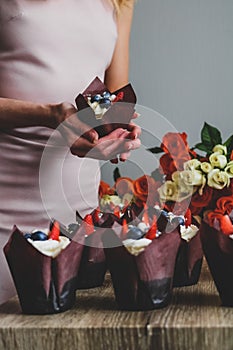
[4, 203, 202, 314]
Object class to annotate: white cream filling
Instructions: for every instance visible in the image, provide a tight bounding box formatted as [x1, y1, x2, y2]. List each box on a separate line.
[28, 236, 70, 258]
[180, 224, 199, 242]
[122, 238, 152, 256]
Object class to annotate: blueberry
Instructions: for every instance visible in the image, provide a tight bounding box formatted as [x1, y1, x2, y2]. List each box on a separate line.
[102, 91, 111, 99]
[127, 226, 144, 240]
[31, 231, 48, 241]
[171, 216, 185, 227]
[161, 210, 169, 218]
[100, 98, 111, 109]
[91, 94, 102, 103]
[24, 233, 32, 240]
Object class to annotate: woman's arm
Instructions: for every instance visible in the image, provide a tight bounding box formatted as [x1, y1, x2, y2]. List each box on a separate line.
[104, 1, 134, 91]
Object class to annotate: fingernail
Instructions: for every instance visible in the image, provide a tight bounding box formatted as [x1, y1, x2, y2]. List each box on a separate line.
[127, 142, 133, 150]
[120, 158, 126, 162]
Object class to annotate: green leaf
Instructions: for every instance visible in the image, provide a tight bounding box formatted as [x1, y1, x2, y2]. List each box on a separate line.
[201, 122, 222, 149]
[113, 167, 121, 182]
[194, 142, 210, 152]
[147, 146, 163, 154]
[224, 135, 233, 153]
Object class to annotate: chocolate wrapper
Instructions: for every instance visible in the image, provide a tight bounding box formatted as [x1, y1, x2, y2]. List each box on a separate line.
[102, 228, 181, 310]
[4, 225, 85, 314]
[200, 221, 233, 306]
[75, 77, 136, 137]
[75, 210, 122, 289]
[173, 231, 203, 287]
[76, 228, 107, 289]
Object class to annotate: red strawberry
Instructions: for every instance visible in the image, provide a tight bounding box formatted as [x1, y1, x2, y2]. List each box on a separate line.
[49, 221, 60, 241]
[145, 216, 157, 240]
[220, 215, 233, 235]
[92, 208, 101, 225]
[121, 219, 128, 238]
[184, 208, 192, 227]
[114, 206, 121, 218]
[84, 214, 94, 235]
[113, 92, 124, 103]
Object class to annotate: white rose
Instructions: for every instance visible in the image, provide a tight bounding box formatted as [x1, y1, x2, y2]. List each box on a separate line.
[180, 170, 206, 187]
[100, 195, 121, 209]
[225, 160, 233, 178]
[200, 162, 213, 174]
[207, 169, 230, 189]
[158, 181, 178, 202]
[212, 144, 227, 155]
[209, 152, 227, 169]
[183, 159, 201, 171]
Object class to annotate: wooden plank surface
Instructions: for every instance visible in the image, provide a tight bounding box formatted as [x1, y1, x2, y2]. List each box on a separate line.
[0, 259, 233, 350]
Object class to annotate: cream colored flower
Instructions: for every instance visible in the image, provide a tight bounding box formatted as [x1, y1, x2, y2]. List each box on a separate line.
[183, 159, 201, 171]
[209, 152, 227, 169]
[207, 169, 230, 189]
[225, 160, 233, 178]
[100, 195, 121, 209]
[158, 181, 178, 202]
[200, 162, 213, 174]
[213, 144, 227, 155]
[172, 171, 198, 199]
[180, 170, 205, 187]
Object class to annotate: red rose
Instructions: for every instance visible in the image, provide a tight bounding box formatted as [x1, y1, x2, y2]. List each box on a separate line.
[115, 177, 134, 197]
[98, 181, 114, 197]
[216, 196, 233, 215]
[133, 175, 160, 206]
[230, 150, 233, 161]
[189, 186, 213, 215]
[174, 152, 191, 171]
[161, 132, 189, 157]
[159, 153, 177, 179]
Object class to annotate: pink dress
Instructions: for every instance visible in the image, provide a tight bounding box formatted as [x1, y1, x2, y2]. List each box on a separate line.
[0, 0, 117, 304]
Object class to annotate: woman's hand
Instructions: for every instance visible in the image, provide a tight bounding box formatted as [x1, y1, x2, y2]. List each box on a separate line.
[53, 102, 141, 161]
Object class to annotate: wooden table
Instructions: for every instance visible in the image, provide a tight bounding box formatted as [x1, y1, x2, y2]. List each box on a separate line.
[0, 260, 233, 350]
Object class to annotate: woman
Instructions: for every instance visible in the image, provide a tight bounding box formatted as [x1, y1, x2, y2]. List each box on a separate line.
[0, 0, 140, 304]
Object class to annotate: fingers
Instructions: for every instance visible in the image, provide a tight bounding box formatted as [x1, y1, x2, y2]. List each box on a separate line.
[119, 151, 131, 162]
[62, 112, 99, 143]
[70, 133, 141, 160]
[126, 123, 141, 140]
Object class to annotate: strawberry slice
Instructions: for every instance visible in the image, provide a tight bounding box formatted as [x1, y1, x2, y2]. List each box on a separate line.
[49, 221, 60, 241]
[114, 206, 121, 218]
[83, 214, 94, 235]
[220, 215, 233, 235]
[92, 208, 101, 225]
[145, 216, 157, 240]
[184, 208, 192, 227]
[113, 92, 124, 103]
[121, 219, 128, 238]
[142, 203, 150, 226]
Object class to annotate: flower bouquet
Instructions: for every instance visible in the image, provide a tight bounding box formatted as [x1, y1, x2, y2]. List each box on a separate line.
[4, 221, 85, 314]
[75, 77, 136, 137]
[150, 122, 233, 293]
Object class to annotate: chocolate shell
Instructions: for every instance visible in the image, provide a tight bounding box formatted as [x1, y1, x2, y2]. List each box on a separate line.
[75, 77, 136, 137]
[200, 221, 233, 306]
[76, 229, 107, 289]
[102, 228, 181, 310]
[173, 231, 203, 287]
[4, 225, 85, 314]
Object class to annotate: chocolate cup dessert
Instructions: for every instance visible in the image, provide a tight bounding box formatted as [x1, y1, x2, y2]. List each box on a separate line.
[173, 231, 203, 287]
[75, 77, 136, 137]
[200, 221, 233, 307]
[4, 225, 85, 314]
[75, 211, 122, 289]
[102, 228, 181, 310]
[76, 229, 107, 289]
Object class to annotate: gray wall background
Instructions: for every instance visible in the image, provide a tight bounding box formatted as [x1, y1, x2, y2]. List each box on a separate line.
[101, 0, 233, 184]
